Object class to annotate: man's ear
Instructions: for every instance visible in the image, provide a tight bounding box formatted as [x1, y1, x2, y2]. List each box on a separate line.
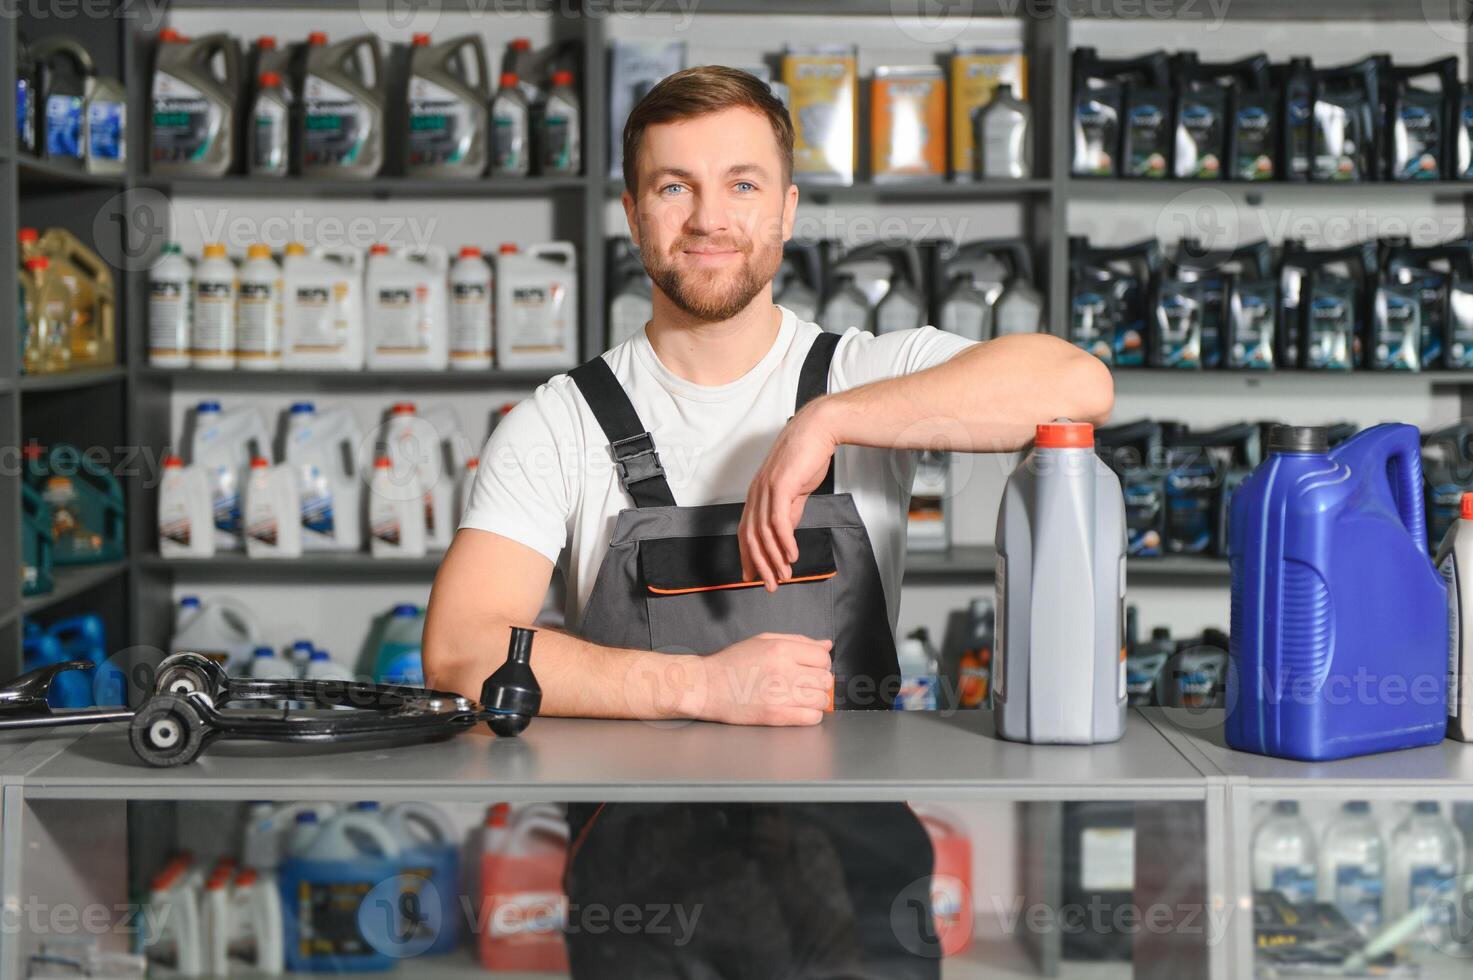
[622, 189, 640, 246]
[781, 182, 799, 242]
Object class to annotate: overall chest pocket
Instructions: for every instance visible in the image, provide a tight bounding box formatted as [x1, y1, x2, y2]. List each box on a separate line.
[640, 528, 837, 655]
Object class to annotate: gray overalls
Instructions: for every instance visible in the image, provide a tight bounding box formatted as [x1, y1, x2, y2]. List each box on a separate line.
[562, 330, 939, 979]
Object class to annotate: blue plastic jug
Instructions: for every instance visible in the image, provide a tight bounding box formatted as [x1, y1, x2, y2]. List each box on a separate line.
[1227, 423, 1448, 761]
[373, 605, 426, 686]
[22, 615, 123, 708]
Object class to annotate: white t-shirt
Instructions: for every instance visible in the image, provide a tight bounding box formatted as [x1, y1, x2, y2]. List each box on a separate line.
[461, 306, 976, 633]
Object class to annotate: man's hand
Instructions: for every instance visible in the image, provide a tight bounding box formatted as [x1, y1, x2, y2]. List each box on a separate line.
[693, 632, 833, 726]
[738, 404, 837, 590]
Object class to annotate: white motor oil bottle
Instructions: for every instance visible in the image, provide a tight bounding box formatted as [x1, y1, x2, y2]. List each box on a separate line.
[281, 243, 364, 370]
[283, 402, 363, 552]
[365, 243, 449, 370]
[994, 421, 1128, 744]
[369, 456, 428, 558]
[236, 244, 283, 371]
[449, 245, 494, 369]
[225, 869, 284, 975]
[170, 597, 260, 673]
[191, 243, 237, 370]
[382, 402, 464, 551]
[1435, 491, 1473, 740]
[243, 456, 303, 559]
[190, 400, 270, 552]
[494, 242, 579, 369]
[149, 242, 194, 367]
[158, 455, 215, 558]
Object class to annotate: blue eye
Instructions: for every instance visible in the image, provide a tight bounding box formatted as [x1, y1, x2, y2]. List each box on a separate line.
[734, 181, 756, 192]
[660, 183, 686, 196]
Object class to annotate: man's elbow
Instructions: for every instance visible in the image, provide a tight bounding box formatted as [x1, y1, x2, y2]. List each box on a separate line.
[1062, 343, 1114, 425]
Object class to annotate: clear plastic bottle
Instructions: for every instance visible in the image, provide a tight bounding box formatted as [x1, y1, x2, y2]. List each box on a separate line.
[1319, 800, 1386, 937]
[1388, 801, 1465, 951]
[1252, 800, 1318, 905]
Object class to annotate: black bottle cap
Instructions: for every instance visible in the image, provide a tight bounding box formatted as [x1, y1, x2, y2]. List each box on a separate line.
[1268, 425, 1328, 455]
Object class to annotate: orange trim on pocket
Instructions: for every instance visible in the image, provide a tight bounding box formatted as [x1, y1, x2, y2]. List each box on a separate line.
[647, 570, 838, 596]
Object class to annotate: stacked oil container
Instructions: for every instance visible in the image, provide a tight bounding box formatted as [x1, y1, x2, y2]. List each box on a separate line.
[1072, 48, 1469, 183]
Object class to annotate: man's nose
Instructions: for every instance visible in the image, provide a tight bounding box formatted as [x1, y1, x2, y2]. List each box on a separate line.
[685, 190, 730, 236]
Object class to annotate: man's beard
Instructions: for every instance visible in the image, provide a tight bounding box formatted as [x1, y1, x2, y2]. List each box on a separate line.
[639, 228, 782, 322]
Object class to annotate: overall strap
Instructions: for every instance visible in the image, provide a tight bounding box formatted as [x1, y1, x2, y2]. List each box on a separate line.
[569, 356, 677, 508]
[795, 331, 841, 496]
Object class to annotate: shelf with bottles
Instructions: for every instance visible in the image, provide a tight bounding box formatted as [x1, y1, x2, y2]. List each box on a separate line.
[136, 174, 590, 199]
[19, 560, 129, 620]
[903, 545, 1229, 582]
[138, 552, 444, 578]
[16, 153, 126, 189]
[17, 366, 126, 393]
[1066, 178, 1473, 203]
[136, 366, 558, 389]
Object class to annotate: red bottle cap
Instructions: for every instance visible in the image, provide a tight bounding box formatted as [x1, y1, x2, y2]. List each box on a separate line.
[391, 401, 417, 414]
[1035, 421, 1094, 449]
[552, 70, 574, 86]
[164, 455, 183, 468]
[307, 31, 328, 46]
[486, 802, 510, 826]
[1462, 492, 1473, 521]
[256, 36, 277, 50]
[510, 38, 531, 51]
[500, 72, 519, 89]
[369, 243, 390, 255]
[412, 33, 431, 46]
[498, 243, 518, 254]
[259, 71, 281, 88]
[18, 227, 38, 243]
[459, 245, 482, 258]
[374, 457, 392, 469]
[158, 28, 185, 42]
[250, 456, 270, 469]
[25, 256, 48, 270]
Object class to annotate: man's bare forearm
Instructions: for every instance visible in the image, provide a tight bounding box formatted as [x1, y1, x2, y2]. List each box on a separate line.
[811, 333, 1114, 455]
[425, 620, 703, 720]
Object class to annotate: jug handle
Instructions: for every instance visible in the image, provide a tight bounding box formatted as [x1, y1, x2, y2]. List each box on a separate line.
[454, 36, 489, 94]
[196, 35, 241, 88]
[1336, 425, 1427, 547]
[346, 37, 383, 88]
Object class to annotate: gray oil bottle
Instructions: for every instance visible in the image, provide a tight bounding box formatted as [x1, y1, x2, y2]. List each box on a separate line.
[150, 29, 239, 177]
[490, 71, 530, 177]
[977, 83, 1031, 179]
[607, 238, 653, 346]
[995, 276, 1045, 335]
[774, 240, 822, 323]
[1389, 58, 1456, 181]
[938, 239, 1034, 339]
[939, 272, 990, 340]
[539, 70, 581, 175]
[301, 33, 385, 179]
[34, 36, 94, 164]
[820, 271, 871, 334]
[407, 33, 489, 178]
[995, 420, 1127, 745]
[249, 71, 289, 177]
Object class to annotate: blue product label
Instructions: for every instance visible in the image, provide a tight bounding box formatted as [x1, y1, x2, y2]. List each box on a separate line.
[1334, 864, 1383, 934]
[1165, 463, 1215, 555]
[45, 94, 83, 158]
[212, 491, 241, 537]
[1429, 483, 1465, 549]
[301, 494, 335, 536]
[16, 79, 30, 143]
[1272, 865, 1316, 905]
[86, 100, 123, 160]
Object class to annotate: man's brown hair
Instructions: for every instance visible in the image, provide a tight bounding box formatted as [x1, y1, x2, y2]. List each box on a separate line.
[622, 65, 794, 195]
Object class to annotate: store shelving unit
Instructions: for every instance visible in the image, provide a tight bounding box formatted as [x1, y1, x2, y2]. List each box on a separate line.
[6, 4, 1473, 979]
